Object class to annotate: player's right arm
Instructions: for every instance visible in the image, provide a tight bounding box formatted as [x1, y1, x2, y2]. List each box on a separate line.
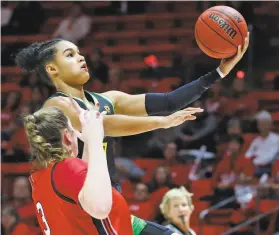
[53, 110, 112, 219]
[43, 97, 203, 137]
[77, 109, 112, 218]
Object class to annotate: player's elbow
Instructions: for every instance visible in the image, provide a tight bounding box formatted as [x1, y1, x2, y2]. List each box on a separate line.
[91, 204, 112, 219]
[78, 191, 112, 219]
[84, 203, 112, 219]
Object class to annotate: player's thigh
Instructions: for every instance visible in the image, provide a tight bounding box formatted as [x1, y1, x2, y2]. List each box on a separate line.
[139, 221, 174, 235]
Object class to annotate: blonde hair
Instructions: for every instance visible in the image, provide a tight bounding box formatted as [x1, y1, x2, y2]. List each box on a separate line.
[160, 186, 194, 218]
[24, 107, 71, 170]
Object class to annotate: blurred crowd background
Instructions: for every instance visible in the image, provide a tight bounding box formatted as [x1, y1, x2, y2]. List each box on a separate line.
[1, 1, 279, 235]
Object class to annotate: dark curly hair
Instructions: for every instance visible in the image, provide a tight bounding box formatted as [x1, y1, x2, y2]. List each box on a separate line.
[15, 39, 63, 86]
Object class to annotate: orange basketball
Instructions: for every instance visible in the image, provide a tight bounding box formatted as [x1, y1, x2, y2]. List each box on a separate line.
[195, 6, 248, 59]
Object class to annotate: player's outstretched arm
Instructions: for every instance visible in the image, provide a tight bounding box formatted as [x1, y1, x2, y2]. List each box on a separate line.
[77, 109, 112, 219]
[103, 33, 249, 117]
[43, 97, 203, 137]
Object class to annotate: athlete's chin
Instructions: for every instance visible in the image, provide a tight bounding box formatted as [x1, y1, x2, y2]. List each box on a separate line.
[77, 72, 90, 84]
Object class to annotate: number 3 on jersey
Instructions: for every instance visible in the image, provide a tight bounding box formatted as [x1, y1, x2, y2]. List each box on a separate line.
[36, 202, 51, 235]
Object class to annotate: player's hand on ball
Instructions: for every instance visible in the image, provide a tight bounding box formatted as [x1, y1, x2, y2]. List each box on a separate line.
[162, 107, 203, 129]
[219, 32, 250, 77]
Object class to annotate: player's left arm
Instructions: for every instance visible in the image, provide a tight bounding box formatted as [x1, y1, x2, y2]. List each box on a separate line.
[103, 34, 249, 116]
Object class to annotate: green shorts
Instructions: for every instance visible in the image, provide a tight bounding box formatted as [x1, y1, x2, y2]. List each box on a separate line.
[132, 215, 147, 235]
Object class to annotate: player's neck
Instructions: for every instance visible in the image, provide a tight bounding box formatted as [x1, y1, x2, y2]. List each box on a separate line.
[56, 83, 86, 100]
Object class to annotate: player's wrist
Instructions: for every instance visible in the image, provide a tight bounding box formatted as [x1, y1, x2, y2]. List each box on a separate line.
[157, 117, 168, 129]
[216, 66, 227, 78]
[84, 139, 104, 150]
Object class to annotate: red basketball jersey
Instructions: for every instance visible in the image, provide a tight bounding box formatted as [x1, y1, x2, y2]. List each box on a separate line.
[29, 158, 133, 235]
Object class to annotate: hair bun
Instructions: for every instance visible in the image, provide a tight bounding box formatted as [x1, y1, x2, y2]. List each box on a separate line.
[15, 43, 41, 72]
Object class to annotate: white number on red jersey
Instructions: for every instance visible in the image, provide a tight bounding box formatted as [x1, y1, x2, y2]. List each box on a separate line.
[36, 202, 51, 235]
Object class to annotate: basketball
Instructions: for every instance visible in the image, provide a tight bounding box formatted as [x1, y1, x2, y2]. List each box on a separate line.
[195, 6, 248, 59]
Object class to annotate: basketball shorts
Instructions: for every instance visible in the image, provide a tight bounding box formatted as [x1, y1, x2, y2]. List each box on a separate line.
[132, 216, 174, 235]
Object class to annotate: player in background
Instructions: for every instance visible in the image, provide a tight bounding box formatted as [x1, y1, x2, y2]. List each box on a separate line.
[25, 106, 133, 235]
[15, 34, 249, 235]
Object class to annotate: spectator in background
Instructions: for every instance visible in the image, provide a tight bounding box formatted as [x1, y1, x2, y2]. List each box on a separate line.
[2, 1, 45, 35]
[1, 91, 21, 114]
[3, 105, 31, 163]
[1, 91, 21, 135]
[29, 86, 46, 113]
[210, 135, 254, 207]
[19, 73, 39, 88]
[228, 77, 248, 99]
[146, 128, 177, 158]
[147, 166, 178, 193]
[217, 118, 243, 145]
[94, 1, 146, 16]
[269, 159, 279, 199]
[167, 52, 187, 79]
[87, 48, 109, 84]
[16, 103, 31, 124]
[1, 205, 32, 235]
[11, 177, 32, 209]
[205, 83, 227, 114]
[163, 142, 180, 166]
[1, 2, 13, 28]
[224, 76, 258, 121]
[160, 187, 196, 235]
[274, 75, 279, 90]
[106, 67, 123, 91]
[20, 74, 53, 102]
[128, 182, 156, 221]
[53, 3, 92, 45]
[114, 1, 146, 15]
[1, 1, 45, 66]
[114, 139, 145, 182]
[1, 131, 11, 157]
[226, 118, 243, 137]
[245, 110, 279, 177]
[175, 99, 217, 153]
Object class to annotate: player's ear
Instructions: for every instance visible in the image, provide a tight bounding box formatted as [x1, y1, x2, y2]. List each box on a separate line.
[62, 129, 73, 146]
[45, 62, 58, 76]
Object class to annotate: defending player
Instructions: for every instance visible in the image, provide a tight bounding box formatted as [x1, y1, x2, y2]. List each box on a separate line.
[25, 106, 133, 234]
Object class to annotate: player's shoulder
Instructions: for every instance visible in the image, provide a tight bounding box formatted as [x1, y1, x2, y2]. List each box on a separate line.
[57, 158, 87, 169]
[43, 95, 69, 109]
[43, 91, 73, 109]
[54, 158, 87, 176]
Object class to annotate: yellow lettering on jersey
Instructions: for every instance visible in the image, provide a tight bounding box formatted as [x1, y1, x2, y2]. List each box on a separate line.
[103, 142, 108, 157]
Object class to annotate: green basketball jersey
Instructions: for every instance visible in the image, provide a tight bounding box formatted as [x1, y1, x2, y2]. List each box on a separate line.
[45, 90, 118, 186]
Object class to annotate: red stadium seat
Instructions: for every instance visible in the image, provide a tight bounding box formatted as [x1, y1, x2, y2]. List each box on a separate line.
[149, 187, 170, 208]
[190, 179, 213, 198]
[128, 201, 156, 221]
[1, 163, 30, 175]
[241, 133, 258, 155]
[259, 200, 279, 213]
[1, 82, 21, 92]
[272, 112, 279, 120]
[272, 159, 279, 177]
[192, 225, 229, 234]
[155, 77, 181, 92]
[133, 159, 164, 172]
[251, 91, 279, 100]
[121, 180, 134, 200]
[170, 164, 190, 185]
[190, 201, 210, 225]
